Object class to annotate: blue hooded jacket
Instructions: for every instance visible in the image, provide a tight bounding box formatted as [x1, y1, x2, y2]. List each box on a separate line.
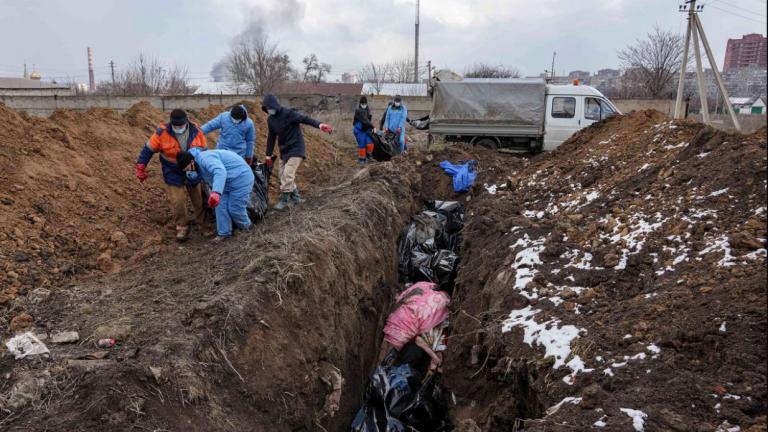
[384, 103, 408, 133]
[201, 106, 255, 159]
[190, 148, 252, 194]
[262, 94, 321, 161]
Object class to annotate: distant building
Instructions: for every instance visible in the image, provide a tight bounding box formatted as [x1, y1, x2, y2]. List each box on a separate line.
[192, 81, 363, 96]
[0, 77, 73, 96]
[568, 70, 591, 83]
[729, 96, 766, 114]
[724, 34, 767, 71]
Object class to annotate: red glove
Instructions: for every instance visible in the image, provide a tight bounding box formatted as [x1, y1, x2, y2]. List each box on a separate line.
[396, 128, 402, 134]
[245, 157, 253, 166]
[135, 163, 148, 182]
[265, 156, 274, 168]
[208, 192, 221, 208]
[319, 123, 333, 133]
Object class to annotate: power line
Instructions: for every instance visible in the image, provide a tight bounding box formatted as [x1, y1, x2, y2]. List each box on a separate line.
[709, 0, 767, 16]
[707, 4, 768, 23]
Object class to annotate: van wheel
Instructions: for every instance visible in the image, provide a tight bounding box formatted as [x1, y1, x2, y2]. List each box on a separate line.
[474, 138, 498, 150]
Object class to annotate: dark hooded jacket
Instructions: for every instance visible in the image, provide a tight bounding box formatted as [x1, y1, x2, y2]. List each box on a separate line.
[353, 106, 374, 132]
[262, 94, 321, 161]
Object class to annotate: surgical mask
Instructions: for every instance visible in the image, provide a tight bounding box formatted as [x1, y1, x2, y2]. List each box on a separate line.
[394, 102, 401, 107]
[360, 104, 367, 109]
[172, 125, 187, 134]
[186, 170, 198, 181]
[232, 118, 242, 124]
[267, 109, 277, 116]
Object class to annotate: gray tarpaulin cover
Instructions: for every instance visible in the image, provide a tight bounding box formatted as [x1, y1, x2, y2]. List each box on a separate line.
[431, 79, 546, 126]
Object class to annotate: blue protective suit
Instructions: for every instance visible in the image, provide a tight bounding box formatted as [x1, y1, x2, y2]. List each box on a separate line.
[190, 148, 255, 237]
[201, 106, 256, 159]
[439, 160, 478, 193]
[384, 104, 408, 151]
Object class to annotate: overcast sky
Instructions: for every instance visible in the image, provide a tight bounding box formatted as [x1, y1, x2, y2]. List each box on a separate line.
[0, 0, 765, 84]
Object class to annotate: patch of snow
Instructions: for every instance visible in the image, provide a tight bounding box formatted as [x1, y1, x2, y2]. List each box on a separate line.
[647, 344, 661, 354]
[501, 306, 584, 369]
[611, 361, 627, 368]
[663, 141, 688, 150]
[719, 322, 727, 332]
[522, 209, 545, 219]
[709, 188, 729, 197]
[620, 408, 648, 431]
[638, 163, 650, 172]
[562, 355, 594, 385]
[623, 334, 632, 339]
[603, 368, 614, 376]
[594, 417, 608, 427]
[697, 152, 710, 158]
[723, 394, 741, 400]
[485, 184, 498, 195]
[545, 396, 582, 416]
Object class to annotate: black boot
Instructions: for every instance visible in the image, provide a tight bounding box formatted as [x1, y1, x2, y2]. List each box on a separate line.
[275, 192, 290, 210]
[290, 190, 305, 205]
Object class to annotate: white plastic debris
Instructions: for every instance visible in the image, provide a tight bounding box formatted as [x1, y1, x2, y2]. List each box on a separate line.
[545, 396, 582, 416]
[5, 332, 50, 359]
[620, 408, 648, 431]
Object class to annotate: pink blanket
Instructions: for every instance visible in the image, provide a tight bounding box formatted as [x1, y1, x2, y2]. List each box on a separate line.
[383, 282, 450, 349]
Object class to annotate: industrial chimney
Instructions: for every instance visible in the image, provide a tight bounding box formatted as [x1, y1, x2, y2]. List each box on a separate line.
[87, 47, 95, 91]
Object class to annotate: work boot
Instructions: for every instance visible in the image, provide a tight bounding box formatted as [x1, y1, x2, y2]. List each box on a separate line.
[274, 192, 290, 210]
[290, 190, 305, 205]
[175, 225, 189, 242]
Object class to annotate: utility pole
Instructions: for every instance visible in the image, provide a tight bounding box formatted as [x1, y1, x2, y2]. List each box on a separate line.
[414, 0, 420, 83]
[551, 52, 556, 81]
[109, 61, 116, 86]
[87, 47, 95, 92]
[673, 1, 741, 131]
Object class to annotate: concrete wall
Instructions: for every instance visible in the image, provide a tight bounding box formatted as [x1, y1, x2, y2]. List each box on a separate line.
[0, 94, 433, 118]
[0, 88, 74, 97]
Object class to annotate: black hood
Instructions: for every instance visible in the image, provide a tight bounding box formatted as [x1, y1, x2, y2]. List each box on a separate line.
[261, 94, 281, 113]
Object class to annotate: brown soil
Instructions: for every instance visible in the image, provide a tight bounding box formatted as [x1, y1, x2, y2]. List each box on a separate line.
[0, 101, 351, 311]
[2, 104, 765, 432]
[439, 111, 767, 431]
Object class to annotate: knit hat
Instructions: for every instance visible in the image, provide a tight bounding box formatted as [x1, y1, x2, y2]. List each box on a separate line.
[359, 96, 368, 104]
[170, 109, 188, 126]
[176, 150, 194, 170]
[393, 94, 402, 103]
[230, 105, 247, 121]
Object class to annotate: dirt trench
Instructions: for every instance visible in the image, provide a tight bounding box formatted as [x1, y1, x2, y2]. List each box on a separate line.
[0, 161, 429, 431]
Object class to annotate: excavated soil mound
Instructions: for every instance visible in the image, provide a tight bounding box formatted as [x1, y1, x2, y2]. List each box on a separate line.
[442, 111, 767, 430]
[0, 101, 351, 325]
[0, 162, 420, 431]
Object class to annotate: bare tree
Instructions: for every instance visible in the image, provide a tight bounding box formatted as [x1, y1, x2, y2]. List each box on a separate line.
[301, 53, 331, 83]
[618, 26, 686, 98]
[96, 54, 193, 96]
[463, 63, 520, 79]
[225, 26, 293, 95]
[388, 58, 419, 83]
[359, 62, 390, 95]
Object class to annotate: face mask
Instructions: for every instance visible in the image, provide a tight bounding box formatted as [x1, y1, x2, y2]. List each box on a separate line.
[186, 170, 198, 181]
[267, 109, 277, 116]
[360, 104, 367, 109]
[394, 102, 401, 108]
[172, 125, 187, 134]
[232, 118, 242, 124]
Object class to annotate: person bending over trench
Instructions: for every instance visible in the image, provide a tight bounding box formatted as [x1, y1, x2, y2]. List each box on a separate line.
[176, 148, 254, 241]
[134, 109, 208, 241]
[261, 94, 334, 210]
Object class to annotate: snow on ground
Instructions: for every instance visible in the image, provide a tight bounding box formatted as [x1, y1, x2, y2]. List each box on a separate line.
[545, 396, 582, 416]
[510, 235, 546, 297]
[620, 408, 648, 431]
[501, 306, 585, 370]
[484, 184, 497, 195]
[603, 212, 667, 270]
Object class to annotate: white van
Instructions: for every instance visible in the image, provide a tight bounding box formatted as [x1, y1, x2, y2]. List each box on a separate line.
[428, 79, 620, 152]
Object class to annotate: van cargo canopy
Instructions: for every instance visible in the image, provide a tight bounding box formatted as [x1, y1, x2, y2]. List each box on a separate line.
[431, 80, 546, 127]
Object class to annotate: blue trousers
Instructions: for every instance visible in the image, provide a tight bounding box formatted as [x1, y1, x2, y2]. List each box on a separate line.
[216, 169, 255, 236]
